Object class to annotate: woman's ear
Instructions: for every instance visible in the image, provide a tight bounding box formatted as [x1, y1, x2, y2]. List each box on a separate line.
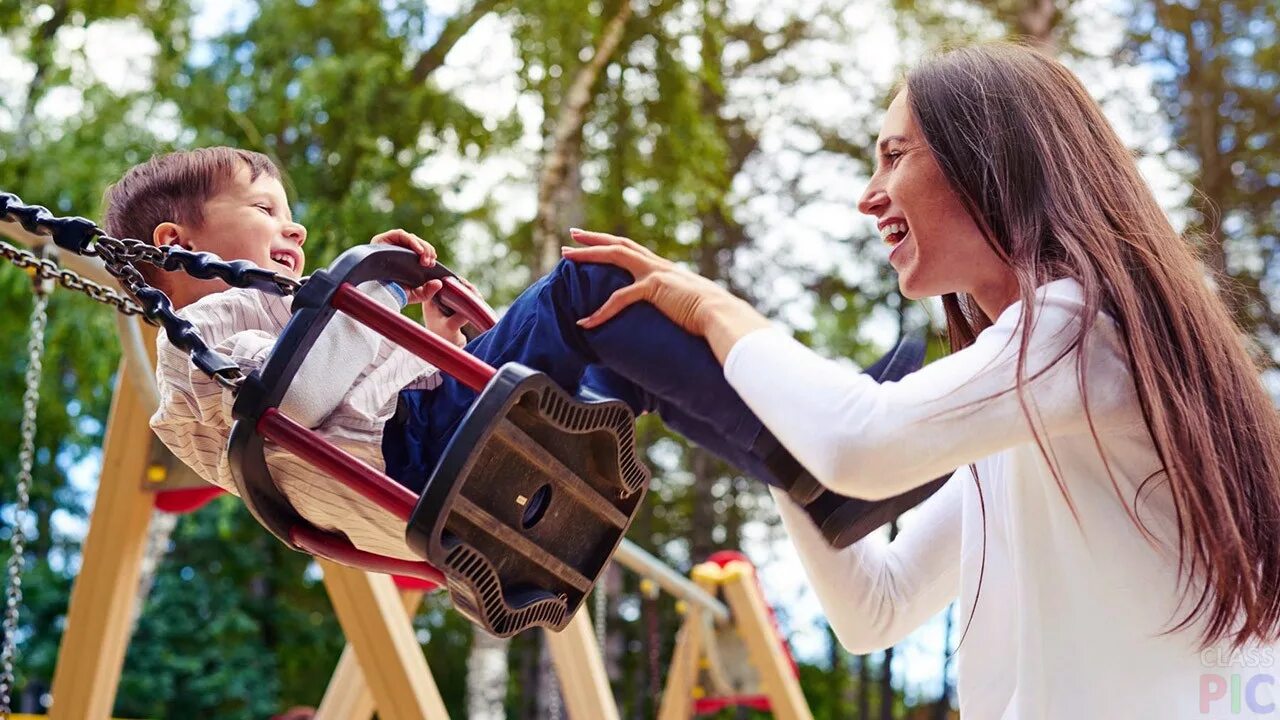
[153, 222, 190, 250]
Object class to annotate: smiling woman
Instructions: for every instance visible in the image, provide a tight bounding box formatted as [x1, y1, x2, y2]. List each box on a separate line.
[564, 41, 1280, 719]
[857, 91, 1019, 319]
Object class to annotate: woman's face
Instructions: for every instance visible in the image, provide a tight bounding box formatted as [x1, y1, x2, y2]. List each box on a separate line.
[858, 90, 1016, 315]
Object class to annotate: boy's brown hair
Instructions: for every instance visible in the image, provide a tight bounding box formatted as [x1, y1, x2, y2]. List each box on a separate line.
[102, 147, 281, 290]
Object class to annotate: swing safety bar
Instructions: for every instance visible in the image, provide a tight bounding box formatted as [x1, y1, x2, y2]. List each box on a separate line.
[247, 273, 502, 584]
[331, 282, 497, 392]
[229, 245, 503, 589]
[231, 245, 652, 637]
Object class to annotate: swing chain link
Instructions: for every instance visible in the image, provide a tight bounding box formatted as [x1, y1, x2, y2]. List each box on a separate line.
[0, 238, 148, 317]
[0, 265, 50, 720]
[1, 191, 308, 390]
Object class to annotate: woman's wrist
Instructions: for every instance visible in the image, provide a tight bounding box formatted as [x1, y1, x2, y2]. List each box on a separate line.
[702, 293, 774, 364]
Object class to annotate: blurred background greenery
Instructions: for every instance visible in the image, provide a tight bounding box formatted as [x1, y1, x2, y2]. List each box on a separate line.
[0, 0, 1274, 717]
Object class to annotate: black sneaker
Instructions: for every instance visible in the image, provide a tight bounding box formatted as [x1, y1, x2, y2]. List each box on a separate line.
[795, 333, 950, 548]
[806, 476, 949, 548]
[763, 334, 928, 507]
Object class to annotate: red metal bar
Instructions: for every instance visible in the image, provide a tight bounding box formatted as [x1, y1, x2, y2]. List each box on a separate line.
[693, 696, 771, 714]
[257, 408, 417, 523]
[290, 524, 445, 588]
[439, 277, 498, 331]
[332, 283, 497, 393]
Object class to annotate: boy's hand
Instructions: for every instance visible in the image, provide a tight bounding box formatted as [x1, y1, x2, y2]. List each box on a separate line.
[415, 280, 468, 346]
[371, 228, 437, 266]
[369, 229, 467, 346]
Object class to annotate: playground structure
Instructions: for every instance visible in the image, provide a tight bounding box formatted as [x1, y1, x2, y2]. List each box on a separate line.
[0, 209, 816, 719]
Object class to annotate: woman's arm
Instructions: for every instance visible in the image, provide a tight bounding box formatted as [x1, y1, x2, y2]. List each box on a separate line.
[724, 288, 1136, 499]
[563, 230, 1137, 499]
[774, 467, 965, 653]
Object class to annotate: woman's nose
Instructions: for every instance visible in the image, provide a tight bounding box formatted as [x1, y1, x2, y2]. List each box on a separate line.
[858, 184, 889, 217]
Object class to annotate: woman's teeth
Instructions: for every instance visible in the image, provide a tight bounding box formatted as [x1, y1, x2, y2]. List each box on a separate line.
[880, 221, 909, 245]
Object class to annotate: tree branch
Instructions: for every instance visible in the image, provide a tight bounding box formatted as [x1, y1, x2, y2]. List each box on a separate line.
[15, 0, 71, 153]
[534, 0, 636, 271]
[411, 0, 505, 83]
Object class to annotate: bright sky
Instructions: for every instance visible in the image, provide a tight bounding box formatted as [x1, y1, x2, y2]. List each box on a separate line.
[0, 0, 1213, 702]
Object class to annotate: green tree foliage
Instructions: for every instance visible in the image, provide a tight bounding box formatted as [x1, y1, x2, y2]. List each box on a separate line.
[1127, 0, 1280, 360]
[1, 0, 1271, 718]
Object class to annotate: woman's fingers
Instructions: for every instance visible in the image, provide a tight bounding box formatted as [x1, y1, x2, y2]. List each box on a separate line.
[577, 282, 649, 329]
[568, 228, 627, 246]
[569, 228, 663, 262]
[560, 244, 654, 276]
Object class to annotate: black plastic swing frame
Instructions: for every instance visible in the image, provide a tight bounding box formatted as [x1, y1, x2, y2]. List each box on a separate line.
[228, 245, 650, 637]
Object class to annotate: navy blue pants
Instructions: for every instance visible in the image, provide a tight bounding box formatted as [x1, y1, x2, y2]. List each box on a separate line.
[381, 259, 795, 493]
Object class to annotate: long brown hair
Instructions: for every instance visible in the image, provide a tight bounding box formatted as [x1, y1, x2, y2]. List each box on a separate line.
[906, 42, 1280, 649]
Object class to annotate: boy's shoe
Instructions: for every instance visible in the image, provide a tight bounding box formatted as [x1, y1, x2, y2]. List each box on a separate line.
[797, 333, 949, 548]
[764, 334, 928, 507]
[806, 475, 948, 548]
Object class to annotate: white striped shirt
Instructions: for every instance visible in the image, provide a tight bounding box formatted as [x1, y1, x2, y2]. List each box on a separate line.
[151, 283, 440, 559]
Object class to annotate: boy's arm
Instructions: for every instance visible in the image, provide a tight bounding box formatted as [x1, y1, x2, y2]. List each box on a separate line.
[151, 283, 413, 487]
[281, 281, 411, 426]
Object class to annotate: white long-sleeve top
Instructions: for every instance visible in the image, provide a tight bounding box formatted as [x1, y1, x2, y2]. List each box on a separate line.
[151, 282, 440, 560]
[724, 278, 1279, 719]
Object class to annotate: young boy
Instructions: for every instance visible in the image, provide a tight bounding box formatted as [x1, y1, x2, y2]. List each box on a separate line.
[107, 147, 909, 560]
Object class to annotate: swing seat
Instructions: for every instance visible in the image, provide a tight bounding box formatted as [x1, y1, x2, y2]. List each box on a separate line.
[405, 363, 648, 636]
[228, 245, 649, 637]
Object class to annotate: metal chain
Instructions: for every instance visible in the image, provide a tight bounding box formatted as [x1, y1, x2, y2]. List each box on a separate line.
[1, 191, 307, 390]
[0, 239, 148, 318]
[0, 275, 50, 720]
[594, 574, 607, 650]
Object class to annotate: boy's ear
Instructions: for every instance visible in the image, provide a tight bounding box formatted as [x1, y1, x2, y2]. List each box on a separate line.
[153, 222, 191, 250]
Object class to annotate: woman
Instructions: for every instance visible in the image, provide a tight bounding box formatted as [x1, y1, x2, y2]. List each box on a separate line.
[563, 43, 1280, 718]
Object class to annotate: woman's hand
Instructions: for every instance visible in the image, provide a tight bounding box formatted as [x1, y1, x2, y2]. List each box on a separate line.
[561, 228, 773, 362]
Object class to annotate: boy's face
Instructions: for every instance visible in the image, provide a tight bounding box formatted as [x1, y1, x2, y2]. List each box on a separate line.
[170, 164, 307, 279]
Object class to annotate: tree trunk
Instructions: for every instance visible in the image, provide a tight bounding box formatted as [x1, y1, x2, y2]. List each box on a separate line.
[533, 0, 635, 273]
[411, 0, 506, 83]
[534, 634, 563, 719]
[467, 630, 510, 720]
[689, 448, 718, 562]
[829, 625, 846, 719]
[13, 0, 70, 156]
[933, 603, 955, 720]
[880, 646, 895, 720]
[130, 510, 179, 629]
[858, 653, 872, 719]
[1015, 0, 1059, 50]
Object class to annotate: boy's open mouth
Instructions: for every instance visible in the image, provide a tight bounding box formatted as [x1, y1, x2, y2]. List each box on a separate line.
[270, 251, 298, 272]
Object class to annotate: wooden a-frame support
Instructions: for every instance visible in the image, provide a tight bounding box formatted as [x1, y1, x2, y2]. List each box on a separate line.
[658, 560, 814, 720]
[45, 332, 618, 719]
